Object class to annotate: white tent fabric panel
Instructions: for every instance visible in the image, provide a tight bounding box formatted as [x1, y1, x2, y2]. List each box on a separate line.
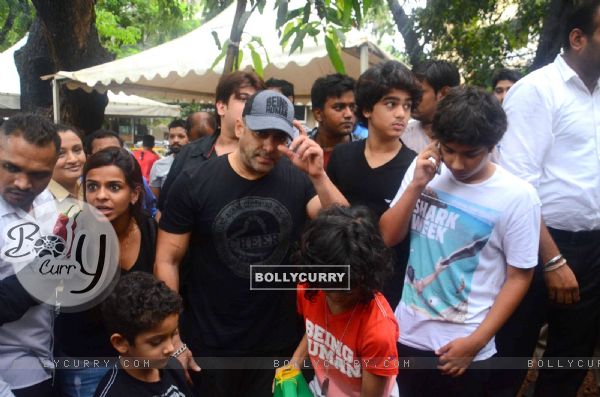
[54, 1, 389, 103]
[0, 35, 180, 117]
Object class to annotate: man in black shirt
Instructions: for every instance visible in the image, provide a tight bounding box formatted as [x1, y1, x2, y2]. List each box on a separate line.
[327, 60, 422, 307]
[156, 90, 348, 397]
[158, 71, 265, 212]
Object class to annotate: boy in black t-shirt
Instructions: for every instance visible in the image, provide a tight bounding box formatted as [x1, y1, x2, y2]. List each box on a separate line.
[93, 272, 194, 397]
[326, 60, 422, 307]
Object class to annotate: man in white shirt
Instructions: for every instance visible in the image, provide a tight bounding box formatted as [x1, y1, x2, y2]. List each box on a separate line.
[497, 1, 600, 395]
[402, 60, 460, 154]
[0, 113, 60, 397]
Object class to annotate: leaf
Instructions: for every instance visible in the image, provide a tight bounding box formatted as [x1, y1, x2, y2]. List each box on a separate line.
[342, 0, 353, 26]
[276, 0, 288, 29]
[289, 27, 307, 55]
[210, 39, 229, 70]
[325, 33, 345, 74]
[352, 0, 362, 27]
[302, 2, 311, 24]
[281, 22, 297, 47]
[236, 49, 244, 70]
[257, 0, 266, 14]
[211, 30, 222, 50]
[250, 47, 264, 78]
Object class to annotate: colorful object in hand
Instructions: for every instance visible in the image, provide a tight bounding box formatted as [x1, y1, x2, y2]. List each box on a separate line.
[273, 365, 312, 397]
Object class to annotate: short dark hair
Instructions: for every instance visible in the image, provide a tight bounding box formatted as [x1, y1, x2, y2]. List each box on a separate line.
[310, 73, 356, 110]
[215, 71, 265, 129]
[85, 129, 123, 155]
[265, 78, 295, 99]
[101, 272, 182, 344]
[168, 119, 186, 131]
[83, 147, 144, 224]
[142, 134, 155, 149]
[412, 60, 460, 93]
[563, 0, 600, 51]
[215, 71, 265, 105]
[294, 205, 393, 304]
[491, 68, 522, 88]
[355, 60, 422, 125]
[0, 113, 60, 153]
[432, 86, 507, 149]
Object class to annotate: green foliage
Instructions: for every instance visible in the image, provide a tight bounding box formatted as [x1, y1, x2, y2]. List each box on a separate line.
[0, 0, 34, 51]
[95, 0, 201, 58]
[412, 0, 549, 85]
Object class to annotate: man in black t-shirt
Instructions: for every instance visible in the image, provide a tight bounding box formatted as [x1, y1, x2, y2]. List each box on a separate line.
[158, 71, 265, 212]
[156, 90, 348, 397]
[327, 60, 422, 307]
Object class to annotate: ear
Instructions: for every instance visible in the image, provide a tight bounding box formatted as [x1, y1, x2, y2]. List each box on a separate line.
[216, 100, 227, 117]
[362, 108, 372, 120]
[312, 108, 323, 123]
[234, 118, 245, 139]
[569, 28, 587, 52]
[438, 86, 451, 99]
[130, 186, 141, 205]
[110, 333, 130, 355]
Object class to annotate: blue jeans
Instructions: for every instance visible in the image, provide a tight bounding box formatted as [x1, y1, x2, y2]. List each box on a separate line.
[57, 366, 110, 397]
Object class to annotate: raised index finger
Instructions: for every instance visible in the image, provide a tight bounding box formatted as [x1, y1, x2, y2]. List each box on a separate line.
[293, 120, 307, 136]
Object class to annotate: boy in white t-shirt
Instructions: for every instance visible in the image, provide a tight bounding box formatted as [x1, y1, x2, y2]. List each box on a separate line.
[380, 86, 541, 396]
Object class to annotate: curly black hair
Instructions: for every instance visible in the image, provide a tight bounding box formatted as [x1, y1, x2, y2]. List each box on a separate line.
[101, 272, 182, 344]
[294, 205, 393, 304]
[355, 60, 422, 125]
[432, 86, 507, 149]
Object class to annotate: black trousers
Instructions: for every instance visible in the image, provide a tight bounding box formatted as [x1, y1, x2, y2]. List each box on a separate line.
[12, 378, 53, 397]
[492, 227, 600, 397]
[396, 342, 491, 397]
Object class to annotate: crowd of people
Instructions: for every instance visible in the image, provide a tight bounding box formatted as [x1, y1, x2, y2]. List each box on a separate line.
[0, 1, 599, 396]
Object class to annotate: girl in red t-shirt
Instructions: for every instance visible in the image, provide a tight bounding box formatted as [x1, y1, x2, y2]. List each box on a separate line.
[289, 205, 400, 397]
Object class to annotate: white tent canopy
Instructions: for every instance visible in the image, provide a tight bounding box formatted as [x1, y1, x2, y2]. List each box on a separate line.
[0, 36, 181, 117]
[54, 1, 390, 104]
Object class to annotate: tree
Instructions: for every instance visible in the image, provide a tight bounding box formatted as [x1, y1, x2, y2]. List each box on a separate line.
[247, 0, 565, 86]
[95, 0, 200, 58]
[0, 0, 34, 52]
[10, 0, 201, 132]
[15, 0, 112, 133]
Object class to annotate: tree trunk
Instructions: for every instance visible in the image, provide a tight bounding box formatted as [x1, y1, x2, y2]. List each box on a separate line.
[387, 0, 425, 67]
[223, 0, 248, 74]
[530, 0, 573, 71]
[14, 0, 113, 134]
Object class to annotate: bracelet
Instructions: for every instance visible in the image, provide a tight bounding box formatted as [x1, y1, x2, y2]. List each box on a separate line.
[543, 254, 563, 268]
[544, 258, 566, 272]
[172, 343, 188, 358]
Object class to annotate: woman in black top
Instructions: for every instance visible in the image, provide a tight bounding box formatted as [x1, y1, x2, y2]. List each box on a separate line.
[54, 147, 157, 397]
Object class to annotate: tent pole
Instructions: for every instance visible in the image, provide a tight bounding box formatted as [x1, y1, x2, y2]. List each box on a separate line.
[52, 79, 60, 123]
[359, 42, 369, 73]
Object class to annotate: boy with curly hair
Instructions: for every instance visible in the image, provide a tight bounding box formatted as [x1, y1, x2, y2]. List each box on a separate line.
[93, 272, 194, 397]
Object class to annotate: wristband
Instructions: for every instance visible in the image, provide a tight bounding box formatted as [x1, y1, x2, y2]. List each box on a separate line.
[544, 258, 566, 272]
[172, 343, 188, 358]
[543, 254, 563, 268]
